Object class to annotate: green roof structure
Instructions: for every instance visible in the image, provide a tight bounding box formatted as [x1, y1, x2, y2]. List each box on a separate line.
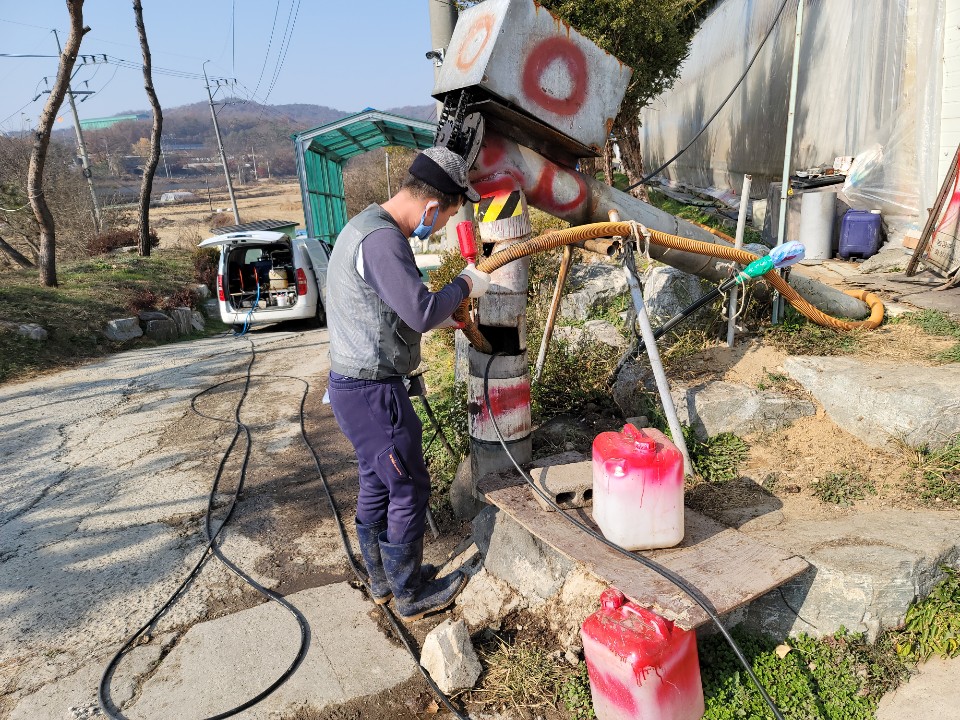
[78, 114, 147, 130]
[292, 109, 436, 244]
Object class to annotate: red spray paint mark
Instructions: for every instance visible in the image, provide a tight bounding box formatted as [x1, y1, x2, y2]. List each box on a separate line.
[472, 173, 520, 198]
[585, 659, 639, 715]
[521, 36, 588, 116]
[530, 165, 588, 214]
[470, 382, 530, 420]
[478, 136, 507, 171]
[456, 14, 494, 71]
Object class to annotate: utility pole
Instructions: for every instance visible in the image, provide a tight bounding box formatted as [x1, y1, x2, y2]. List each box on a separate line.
[53, 28, 102, 233]
[385, 150, 391, 197]
[251, 146, 258, 181]
[203, 62, 240, 223]
[160, 143, 171, 179]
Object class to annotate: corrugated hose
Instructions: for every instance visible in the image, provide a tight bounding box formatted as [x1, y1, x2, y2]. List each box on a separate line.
[453, 221, 885, 353]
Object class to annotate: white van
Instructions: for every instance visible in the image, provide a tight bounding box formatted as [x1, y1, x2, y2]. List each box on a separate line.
[198, 230, 330, 332]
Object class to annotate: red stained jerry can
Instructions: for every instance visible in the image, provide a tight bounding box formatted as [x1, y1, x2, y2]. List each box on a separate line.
[581, 588, 705, 720]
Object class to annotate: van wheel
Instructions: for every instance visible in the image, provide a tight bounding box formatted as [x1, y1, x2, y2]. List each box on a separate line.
[313, 299, 327, 328]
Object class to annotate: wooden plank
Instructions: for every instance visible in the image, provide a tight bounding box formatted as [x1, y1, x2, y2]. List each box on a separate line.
[478, 475, 808, 630]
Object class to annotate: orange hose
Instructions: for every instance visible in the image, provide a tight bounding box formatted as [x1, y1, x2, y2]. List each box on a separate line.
[457, 221, 884, 353]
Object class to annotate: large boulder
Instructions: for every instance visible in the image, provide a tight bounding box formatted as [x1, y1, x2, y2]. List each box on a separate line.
[642, 265, 713, 326]
[559, 262, 628, 321]
[202, 299, 220, 319]
[611, 358, 653, 418]
[170, 307, 193, 336]
[17, 323, 47, 341]
[190, 283, 212, 300]
[456, 568, 523, 630]
[104, 317, 143, 343]
[554, 319, 628, 350]
[143, 318, 177, 341]
[190, 311, 205, 333]
[673, 381, 816, 440]
[784, 357, 960, 448]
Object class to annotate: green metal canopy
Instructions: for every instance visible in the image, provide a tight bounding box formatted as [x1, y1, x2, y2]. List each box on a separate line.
[293, 109, 436, 244]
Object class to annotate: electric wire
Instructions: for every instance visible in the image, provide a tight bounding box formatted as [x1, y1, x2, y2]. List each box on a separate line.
[481, 352, 787, 720]
[625, 0, 792, 191]
[97, 336, 470, 719]
[262, 0, 301, 105]
[251, 0, 283, 99]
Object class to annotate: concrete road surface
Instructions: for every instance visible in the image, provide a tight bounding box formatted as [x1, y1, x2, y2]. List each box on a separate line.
[0, 327, 417, 718]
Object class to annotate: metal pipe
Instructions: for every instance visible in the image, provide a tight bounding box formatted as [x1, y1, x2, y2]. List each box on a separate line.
[727, 174, 752, 347]
[610, 208, 692, 476]
[573, 238, 619, 256]
[773, 0, 805, 324]
[533, 243, 573, 383]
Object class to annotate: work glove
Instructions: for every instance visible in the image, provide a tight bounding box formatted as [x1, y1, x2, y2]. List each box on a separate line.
[459, 265, 491, 298]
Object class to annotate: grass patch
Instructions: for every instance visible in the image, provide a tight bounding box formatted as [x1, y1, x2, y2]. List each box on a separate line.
[756, 368, 790, 391]
[648, 188, 764, 246]
[0, 250, 213, 383]
[812, 466, 877, 506]
[560, 662, 595, 719]
[669, 424, 750, 484]
[894, 565, 960, 661]
[891, 310, 960, 363]
[700, 627, 908, 720]
[902, 434, 960, 504]
[473, 636, 567, 712]
[765, 309, 862, 356]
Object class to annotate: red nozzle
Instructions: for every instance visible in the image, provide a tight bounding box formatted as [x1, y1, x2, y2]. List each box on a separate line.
[456, 221, 477, 265]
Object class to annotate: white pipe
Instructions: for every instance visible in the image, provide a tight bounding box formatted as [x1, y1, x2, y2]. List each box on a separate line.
[611, 210, 693, 477]
[773, 0, 805, 323]
[727, 174, 752, 347]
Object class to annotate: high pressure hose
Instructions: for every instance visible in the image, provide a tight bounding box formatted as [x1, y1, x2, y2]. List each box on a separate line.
[453, 221, 885, 353]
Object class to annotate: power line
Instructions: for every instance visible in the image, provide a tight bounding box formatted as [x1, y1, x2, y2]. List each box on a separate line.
[263, 0, 301, 104]
[0, 16, 53, 31]
[251, 0, 282, 99]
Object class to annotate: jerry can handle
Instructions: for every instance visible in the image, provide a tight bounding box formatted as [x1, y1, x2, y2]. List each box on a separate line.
[619, 604, 673, 639]
[622, 424, 656, 452]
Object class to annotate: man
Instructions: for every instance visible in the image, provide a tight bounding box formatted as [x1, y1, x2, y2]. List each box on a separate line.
[325, 146, 491, 621]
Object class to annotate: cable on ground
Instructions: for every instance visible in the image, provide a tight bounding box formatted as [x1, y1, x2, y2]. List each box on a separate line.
[482, 351, 787, 720]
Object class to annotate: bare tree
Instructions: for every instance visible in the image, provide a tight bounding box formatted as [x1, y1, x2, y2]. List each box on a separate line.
[28, 0, 89, 287]
[133, 0, 162, 257]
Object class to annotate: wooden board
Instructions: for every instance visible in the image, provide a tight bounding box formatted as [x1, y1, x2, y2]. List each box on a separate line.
[478, 475, 809, 630]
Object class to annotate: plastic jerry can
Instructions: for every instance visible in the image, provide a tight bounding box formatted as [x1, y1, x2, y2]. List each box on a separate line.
[838, 209, 882, 260]
[581, 588, 705, 720]
[592, 425, 684, 550]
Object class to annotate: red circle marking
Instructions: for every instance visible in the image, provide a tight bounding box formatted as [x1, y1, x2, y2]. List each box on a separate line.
[531, 165, 588, 214]
[456, 14, 494, 71]
[521, 37, 588, 116]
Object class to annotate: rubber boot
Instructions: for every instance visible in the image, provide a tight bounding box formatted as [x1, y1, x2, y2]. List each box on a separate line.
[379, 531, 466, 622]
[355, 520, 438, 605]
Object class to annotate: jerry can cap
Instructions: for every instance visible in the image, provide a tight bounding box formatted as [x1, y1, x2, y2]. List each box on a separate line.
[600, 587, 626, 610]
[622, 424, 656, 452]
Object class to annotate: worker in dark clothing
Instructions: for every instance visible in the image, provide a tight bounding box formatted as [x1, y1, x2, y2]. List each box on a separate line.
[325, 146, 490, 621]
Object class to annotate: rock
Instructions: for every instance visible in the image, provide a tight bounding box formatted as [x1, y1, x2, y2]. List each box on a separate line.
[190, 283, 212, 300]
[547, 567, 608, 652]
[471, 506, 499, 557]
[784, 357, 960, 449]
[202, 299, 220, 319]
[559, 262, 628, 321]
[642, 265, 713, 325]
[625, 415, 649, 428]
[190, 311, 205, 332]
[457, 568, 522, 630]
[138, 310, 170, 323]
[419, 619, 482, 694]
[555, 320, 627, 351]
[450, 456, 488, 521]
[103, 317, 143, 343]
[857, 246, 910, 274]
[743, 242, 771, 258]
[143, 318, 177, 342]
[170, 307, 192, 336]
[672, 381, 816, 440]
[17, 323, 47, 341]
[533, 415, 589, 448]
[483, 507, 574, 604]
[611, 358, 653, 418]
[742, 510, 960, 641]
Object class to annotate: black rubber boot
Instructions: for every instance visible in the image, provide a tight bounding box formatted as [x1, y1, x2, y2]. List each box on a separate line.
[379, 531, 466, 622]
[355, 519, 438, 605]
[356, 519, 393, 604]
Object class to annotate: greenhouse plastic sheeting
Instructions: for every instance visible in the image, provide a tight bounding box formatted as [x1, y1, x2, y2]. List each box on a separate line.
[639, 0, 944, 220]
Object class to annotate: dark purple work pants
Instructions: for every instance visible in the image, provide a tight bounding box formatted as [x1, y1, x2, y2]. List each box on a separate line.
[327, 372, 430, 545]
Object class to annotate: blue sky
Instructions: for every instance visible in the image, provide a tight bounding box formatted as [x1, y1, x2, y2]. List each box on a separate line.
[0, 0, 442, 132]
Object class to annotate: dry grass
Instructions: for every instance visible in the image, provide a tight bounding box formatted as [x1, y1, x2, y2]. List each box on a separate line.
[473, 636, 567, 712]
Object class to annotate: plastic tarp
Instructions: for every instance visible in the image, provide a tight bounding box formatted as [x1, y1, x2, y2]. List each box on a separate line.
[639, 0, 945, 220]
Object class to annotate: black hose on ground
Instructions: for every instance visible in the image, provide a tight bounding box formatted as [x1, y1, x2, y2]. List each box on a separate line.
[98, 336, 470, 720]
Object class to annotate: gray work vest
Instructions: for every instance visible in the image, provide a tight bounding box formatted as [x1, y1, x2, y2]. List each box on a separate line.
[327, 204, 421, 379]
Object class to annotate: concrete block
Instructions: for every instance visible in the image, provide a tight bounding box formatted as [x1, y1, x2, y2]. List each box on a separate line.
[420, 619, 482, 694]
[530, 461, 593, 512]
[103, 317, 143, 343]
[484, 508, 574, 604]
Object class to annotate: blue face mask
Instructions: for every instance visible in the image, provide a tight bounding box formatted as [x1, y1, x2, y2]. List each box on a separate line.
[412, 202, 440, 240]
